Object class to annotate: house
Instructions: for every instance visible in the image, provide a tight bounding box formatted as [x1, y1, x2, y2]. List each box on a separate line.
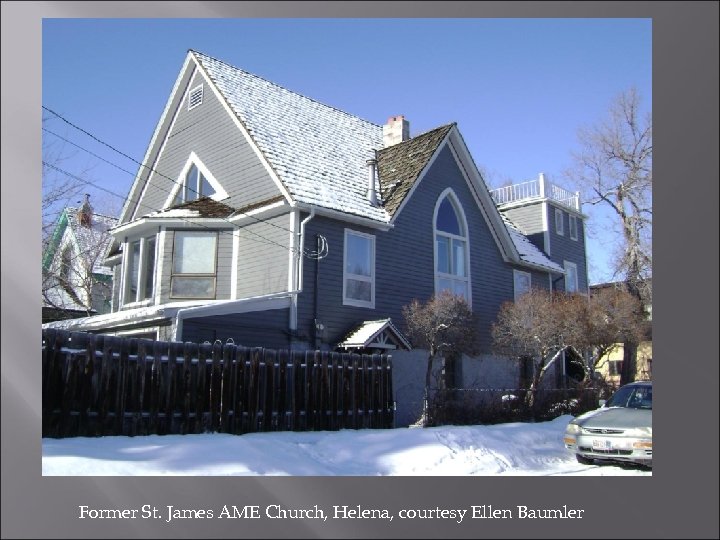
[42, 195, 118, 323]
[42, 50, 589, 421]
[589, 280, 653, 384]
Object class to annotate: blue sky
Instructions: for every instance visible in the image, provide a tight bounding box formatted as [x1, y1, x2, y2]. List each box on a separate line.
[42, 18, 651, 285]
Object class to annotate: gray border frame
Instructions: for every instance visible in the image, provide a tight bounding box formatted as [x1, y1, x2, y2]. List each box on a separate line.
[2, 2, 718, 538]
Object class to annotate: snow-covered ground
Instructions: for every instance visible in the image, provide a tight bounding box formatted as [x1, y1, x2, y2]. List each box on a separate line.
[42, 415, 650, 476]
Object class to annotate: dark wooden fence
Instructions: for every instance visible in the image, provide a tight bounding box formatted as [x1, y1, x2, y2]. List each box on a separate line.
[42, 329, 394, 438]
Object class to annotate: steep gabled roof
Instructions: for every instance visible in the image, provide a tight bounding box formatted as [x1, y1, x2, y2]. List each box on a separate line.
[193, 51, 388, 222]
[376, 123, 455, 216]
[43, 207, 118, 276]
[119, 50, 567, 275]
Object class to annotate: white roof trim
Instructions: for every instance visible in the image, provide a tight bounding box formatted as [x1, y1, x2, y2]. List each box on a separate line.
[190, 51, 294, 206]
[389, 128, 453, 226]
[120, 52, 195, 224]
[337, 318, 412, 351]
[162, 151, 229, 209]
[446, 129, 520, 263]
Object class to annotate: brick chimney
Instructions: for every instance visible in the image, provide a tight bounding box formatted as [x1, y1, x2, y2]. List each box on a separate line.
[383, 115, 410, 147]
[77, 193, 93, 227]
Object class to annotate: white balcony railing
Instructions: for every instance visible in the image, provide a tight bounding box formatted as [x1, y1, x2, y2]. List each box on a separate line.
[489, 174, 580, 211]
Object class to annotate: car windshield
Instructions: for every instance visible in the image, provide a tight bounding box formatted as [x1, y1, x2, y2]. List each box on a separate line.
[605, 385, 652, 410]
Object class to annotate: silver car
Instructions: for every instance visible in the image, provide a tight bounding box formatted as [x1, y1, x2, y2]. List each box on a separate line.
[564, 381, 652, 468]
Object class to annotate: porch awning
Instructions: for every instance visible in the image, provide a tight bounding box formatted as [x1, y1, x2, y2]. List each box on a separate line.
[337, 318, 412, 351]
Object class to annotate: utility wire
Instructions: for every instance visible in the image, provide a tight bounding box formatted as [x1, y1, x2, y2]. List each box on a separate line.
[42, 106, 303, 241]
[42, 107, 328, 259]
[44, 161, 311, 257]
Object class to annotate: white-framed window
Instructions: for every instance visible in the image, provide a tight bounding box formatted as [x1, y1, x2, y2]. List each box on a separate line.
[555, 208, 564, 236]
[513, 270, 531, 301]
[569, 215, 578, 241]
[170, 231, 218, 299]
[434, 189, 471, 303]
[564, 260, 578, 293]
[165, 152, 228, 208]
[188, 84, 203, 110]
[124, 235, 157, 304]
[343, 229, 375, 308]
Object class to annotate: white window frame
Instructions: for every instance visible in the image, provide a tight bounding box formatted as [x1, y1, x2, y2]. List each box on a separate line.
[170, 230, 218, 300]
[564, 260, 579, 293]
[555, 208, 564, 236]
[433, 188, 472, 306]
[513, 269, 531, 301]
[569, 214, 578, 241]
[342, 229, 375, 309]
[164, 152, 228, 209]
[123, 235, 157, 307]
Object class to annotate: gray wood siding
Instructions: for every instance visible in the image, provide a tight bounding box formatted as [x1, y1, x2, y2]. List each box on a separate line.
[547, 203, 588, 293]
[234, 213, 292, 298]
[502, 204, 547, 253]
[181, 308, 290, 349]
[297, 145, 544, 352]
[133, 69, 282, 220]
[503, 204, 544, 234]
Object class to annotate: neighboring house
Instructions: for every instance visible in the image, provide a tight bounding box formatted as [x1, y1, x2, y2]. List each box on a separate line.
[42, 50, 589, 419]
[590, 281, 653, 384]
[42, 195, 118, 323]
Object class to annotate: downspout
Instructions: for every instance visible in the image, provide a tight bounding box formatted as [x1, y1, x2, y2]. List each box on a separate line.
[173, 208, 316, 343]
[313, 234, 321, 349]
[297, 208, 316, 292]
[289, 208, 316, 346]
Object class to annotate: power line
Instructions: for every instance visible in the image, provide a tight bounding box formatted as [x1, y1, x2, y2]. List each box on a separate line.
[43, 161, 323, 258]
[41, 106, 304, 242]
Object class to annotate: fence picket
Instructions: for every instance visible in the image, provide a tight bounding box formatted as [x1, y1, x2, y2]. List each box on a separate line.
[42, 330, 394, 438]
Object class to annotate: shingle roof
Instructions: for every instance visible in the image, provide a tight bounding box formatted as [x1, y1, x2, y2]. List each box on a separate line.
[194, 51, 389, 222]
[376, 123, 455, 216]
[192, 51, 564, 274]
[148, 197, 236, 219]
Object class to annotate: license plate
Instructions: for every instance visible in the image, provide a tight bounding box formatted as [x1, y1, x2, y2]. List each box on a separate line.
[592, 439, 613, 450]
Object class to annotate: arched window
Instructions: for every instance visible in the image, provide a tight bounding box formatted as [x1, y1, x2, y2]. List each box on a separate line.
[434, 190, 470, 303]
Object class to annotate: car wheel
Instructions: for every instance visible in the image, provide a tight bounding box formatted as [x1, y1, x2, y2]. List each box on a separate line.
[576, 454, 594, 465]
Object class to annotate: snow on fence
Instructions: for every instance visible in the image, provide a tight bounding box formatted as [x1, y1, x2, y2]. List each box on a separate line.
[42, 329, 394, 439]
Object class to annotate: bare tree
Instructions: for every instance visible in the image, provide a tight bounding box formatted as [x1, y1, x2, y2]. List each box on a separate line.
[582, 285, 648, 378]
[492, 289, 581, 407]
[492, 287, 647, 405]
[568, 88, 652, 384]
[402, 291, 479, 426]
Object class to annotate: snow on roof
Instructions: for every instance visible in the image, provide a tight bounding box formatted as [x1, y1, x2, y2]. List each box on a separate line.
[43, 284, 91, 313]
[337, 319, 412, 350]
[65, 208, 118, 276]
[501, 214, 565, 273]
[191, 51, 570, 273]
[146, 208, 201, 218]
[193, 51, 389, 222]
